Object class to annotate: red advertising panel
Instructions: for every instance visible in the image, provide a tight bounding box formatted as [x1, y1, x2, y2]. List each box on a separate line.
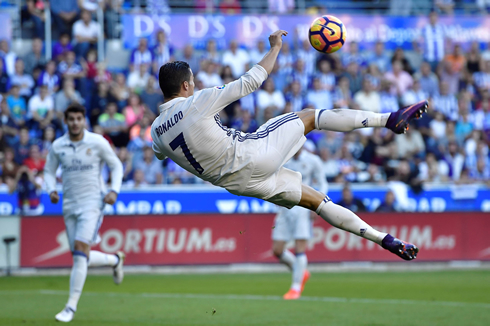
[20, 213, 490, 267]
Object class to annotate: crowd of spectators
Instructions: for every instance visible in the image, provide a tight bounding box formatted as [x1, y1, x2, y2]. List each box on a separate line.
[0, 4, 489, 202]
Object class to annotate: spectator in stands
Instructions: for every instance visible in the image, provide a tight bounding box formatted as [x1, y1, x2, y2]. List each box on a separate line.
[249, 40, 267, 64]
[40, 125, 55, 155]
[474, 60, 490, 93]
[26, 0, 47, 39]
[134, 146, 163, 184]
[1, 147, 18, 189]
[72, 10, 100, 59]
[37, 60, 60, 95]
[52, 33, 73, 62]
[28, 85, 54, 134]
[0, 98, 18, 142]
[78, 0, 105, 12]
[418, 152, 449, 182]
[202, 39, 220, 63]
[435, 0, 454, 15]
[117, 146, 133, 183]
[289, 59, 309, 93]
[98, 102, 128, 147]
[94, 62, 112, 85]
[395, 126, 426, 159]
[58, 51, 85, 81]
[337, 185, 366, 212]
[316, 60, 335, 91]
[354, 78, 380, 113]
[414, 61, 439, 97]
[470, 157, 490, 181]
[123, 93, 147, 128]
[23, 38, 46, 75]
[444, 140, 465, 180]
[127, 169, 147, 188]
[0, 40, 17, 76]
[127, 63, 150, 94]
[296, 40, 317, 76]
[423, 11, 445, 71]
[384, 60, 413, 97]
[54, 78, 83, 120]
[88, 82, 110, 126]
[0, 59, 9, 95]
[375, 190, 397, 212]
[13, 127, 33, 164]
[332, 76, 352, 108]
[433, 81, 458, 121]
[455, 104, 474, 145]
[473, 99, 490, 132]
[23, 143, 45, 175]
[268, 0, 295, 13]
[391, 48, 413, 75]
[140, 76, 163, 115]
[197, 60, 223, 88]
[152, 30, 174, 72]
[364, 64, 382, 91]
[306, 77, 333, 111]
[378, 80, 398, 113]
[342, 42, 366, 67]
[367, 41, 390, 73]
[6, 86, 26, 127]
[231, 109, 258, 133]
[130, 38, 153, 73]
[219, 0, 241, 13]
[110, 73, 130, 110]
[277, 42, 294, 76]
[221, 40, 250, 78]
[401, 79, 426, 107]
[10, 59, 35, 98]
[466, 41, 481, 74]
[342, 61, 363, 95]
[285, 80, 305, 113]
[256, 78, 285, 113]
[429, 111, 447, 142]
[177, 44, 200, 75]
[49, 0, 79, 35]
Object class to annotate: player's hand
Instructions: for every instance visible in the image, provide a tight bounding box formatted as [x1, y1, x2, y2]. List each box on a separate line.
[269, 30, 288, 49]
[50, 191, 60, 204]
[103, 191, 118, 205]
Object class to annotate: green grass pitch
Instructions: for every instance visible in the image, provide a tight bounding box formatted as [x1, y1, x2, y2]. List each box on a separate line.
[1, 270, 489, 325]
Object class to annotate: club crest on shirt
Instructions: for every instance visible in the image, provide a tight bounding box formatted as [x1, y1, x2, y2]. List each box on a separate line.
[86, 148, 92, 156]
[215, 85, 226, 90]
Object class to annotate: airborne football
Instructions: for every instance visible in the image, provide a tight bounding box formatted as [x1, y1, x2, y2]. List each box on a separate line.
[1, 1, 489, 325]
[309, 15, 346, 53]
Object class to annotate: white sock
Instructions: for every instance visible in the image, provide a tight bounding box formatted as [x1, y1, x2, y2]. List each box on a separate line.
[291, 253, 307, 292]
[316, 197, 387, 244]
[279, 250, 296, 271]
[67, 251, 88, 311]
[88, 251, 118, 267]
[315, 109, 391, 132]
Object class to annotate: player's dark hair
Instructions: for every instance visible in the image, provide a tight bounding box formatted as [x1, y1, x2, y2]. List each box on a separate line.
[159, 61, 191, 99]
[64, 103, 86, 119]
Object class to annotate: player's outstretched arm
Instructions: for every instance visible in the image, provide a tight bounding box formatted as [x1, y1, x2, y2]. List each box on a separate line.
[257, 30, 288, 75]
[44, 147, 60, 203]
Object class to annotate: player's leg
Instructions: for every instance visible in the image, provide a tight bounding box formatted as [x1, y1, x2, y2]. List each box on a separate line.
[298, 184, 419, 260]
[271, 209, 296, 270]
[295, 100, 428, 135]
[88, 249, 125, 285]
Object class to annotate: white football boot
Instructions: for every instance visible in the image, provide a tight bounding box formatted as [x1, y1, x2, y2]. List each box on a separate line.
[55, 307, 75, 322]
[113, 251, 125, 285]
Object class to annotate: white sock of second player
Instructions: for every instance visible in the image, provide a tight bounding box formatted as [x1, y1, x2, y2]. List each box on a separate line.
[67, 251, 88, 311]
[291, 253, 307, 292]
[88, 251, 118, 267]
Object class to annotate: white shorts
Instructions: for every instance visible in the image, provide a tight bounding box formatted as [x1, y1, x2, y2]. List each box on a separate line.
[272, 206, 313, 241]
[236, 113, 306, 208]
[64, 208, 104, 251]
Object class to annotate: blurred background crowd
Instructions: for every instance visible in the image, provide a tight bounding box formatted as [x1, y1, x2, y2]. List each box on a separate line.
[0, 0, 489, 202]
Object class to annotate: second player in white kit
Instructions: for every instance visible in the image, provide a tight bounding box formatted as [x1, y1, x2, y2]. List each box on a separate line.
[44, 104, 125, 323]
[272, 146, 327, 299]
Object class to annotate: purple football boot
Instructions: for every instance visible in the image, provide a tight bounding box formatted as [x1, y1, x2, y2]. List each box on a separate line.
[382, 234, 419, 261]
[386, 100, 429, 134]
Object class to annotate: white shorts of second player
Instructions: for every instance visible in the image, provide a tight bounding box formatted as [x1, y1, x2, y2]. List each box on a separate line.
[64, 208, 103, 251]
[272, 206, 313, 242]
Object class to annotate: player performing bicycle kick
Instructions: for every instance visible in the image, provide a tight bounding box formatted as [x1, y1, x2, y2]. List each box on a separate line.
[152, 30, 426, 264]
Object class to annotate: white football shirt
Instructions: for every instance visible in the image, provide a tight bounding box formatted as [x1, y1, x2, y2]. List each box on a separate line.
[44, 130, 123, 212]
[151, 64, 268, 194]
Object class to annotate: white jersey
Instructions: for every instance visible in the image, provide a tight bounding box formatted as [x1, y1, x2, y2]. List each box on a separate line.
[284, 150, 328, 193]
[151, 65, 269, 194]
[44, 130, 123, 212]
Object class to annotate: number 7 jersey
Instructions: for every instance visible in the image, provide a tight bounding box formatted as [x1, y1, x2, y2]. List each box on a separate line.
[151, 65, 269, 194]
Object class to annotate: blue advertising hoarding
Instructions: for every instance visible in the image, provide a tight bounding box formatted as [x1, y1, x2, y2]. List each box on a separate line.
[121, 14, 490, 50]
[1, 184, 489, 216]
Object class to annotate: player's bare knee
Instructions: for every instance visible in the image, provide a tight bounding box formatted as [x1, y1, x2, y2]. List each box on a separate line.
[74, 240, 90, 256]
[272, 242, 285, 257]
[295, 239, 308, 254]
[295, 109, 316, 135]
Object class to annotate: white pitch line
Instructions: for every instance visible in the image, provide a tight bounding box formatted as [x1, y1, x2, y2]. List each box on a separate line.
[1, 290, 489, 309]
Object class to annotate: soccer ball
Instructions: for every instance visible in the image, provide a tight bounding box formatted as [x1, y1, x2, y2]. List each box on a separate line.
[308, 15, 346, 54]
